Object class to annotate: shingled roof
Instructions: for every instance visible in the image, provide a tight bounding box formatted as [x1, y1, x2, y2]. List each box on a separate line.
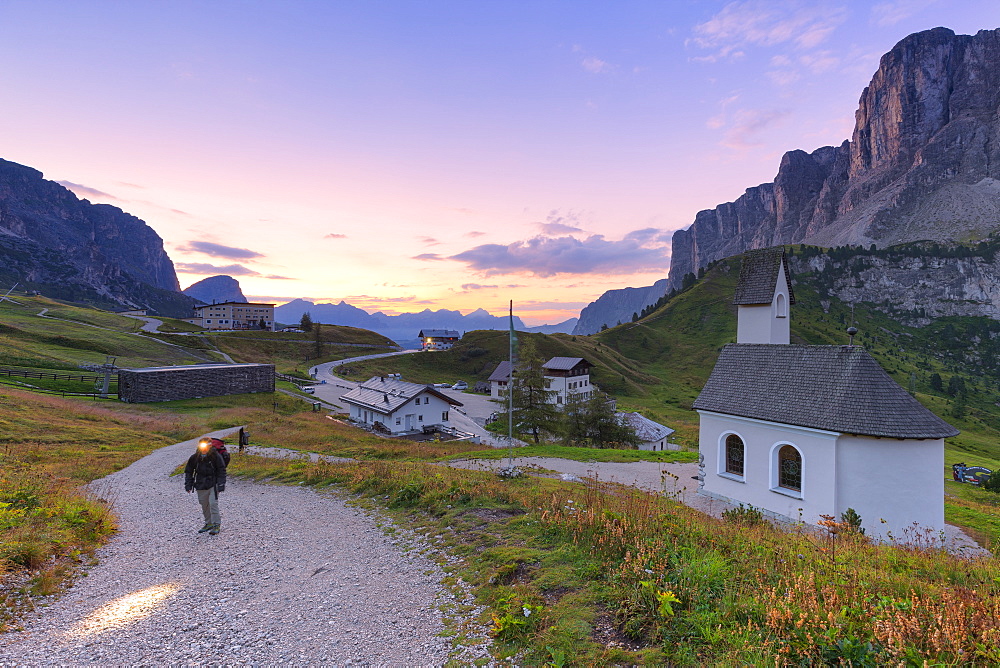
[341, 376, 463, 413]
[618, 412, 675, 443]
[693, 344, 958, 439]
[732, 248, 796, 306]
[542, 357, 592, 371]
[488, 361, 513, 382]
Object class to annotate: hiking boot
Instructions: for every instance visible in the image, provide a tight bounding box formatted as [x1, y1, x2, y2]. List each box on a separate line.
[198, 523, 212, 533]
[208, 525, 221, 535]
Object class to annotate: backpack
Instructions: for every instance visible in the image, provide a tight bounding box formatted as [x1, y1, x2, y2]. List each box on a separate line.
[209, 438, 231, 466]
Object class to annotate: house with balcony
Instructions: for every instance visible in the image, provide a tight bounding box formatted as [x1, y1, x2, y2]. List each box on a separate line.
[419, 329, 461, 350]
[340, 376, 463, 435]
[488, 356, 595, 406]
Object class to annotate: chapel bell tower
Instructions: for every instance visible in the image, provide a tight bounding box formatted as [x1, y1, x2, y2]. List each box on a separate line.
[733, 248, 795, 345]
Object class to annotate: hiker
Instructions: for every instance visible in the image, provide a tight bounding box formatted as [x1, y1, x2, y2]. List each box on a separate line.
[238, 427, 249, 453]
[184, 438, 227, 535]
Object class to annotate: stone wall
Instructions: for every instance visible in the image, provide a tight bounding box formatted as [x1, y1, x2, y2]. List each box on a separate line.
[118, 363, 275, 403]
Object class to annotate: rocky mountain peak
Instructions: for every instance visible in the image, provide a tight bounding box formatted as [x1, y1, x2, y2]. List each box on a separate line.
[667, 27, 1000, 289]
[0, 157, 193, 316]
[182, 275, 247, 305]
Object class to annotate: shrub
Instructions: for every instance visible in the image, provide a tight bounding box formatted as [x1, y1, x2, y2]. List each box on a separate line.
[721, 503, 767, 526]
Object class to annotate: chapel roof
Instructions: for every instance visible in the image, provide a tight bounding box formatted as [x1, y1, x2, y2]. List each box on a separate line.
[732, 247, 796, 306]
[341, 376, 463, 413]
[693, 344, 958, 439]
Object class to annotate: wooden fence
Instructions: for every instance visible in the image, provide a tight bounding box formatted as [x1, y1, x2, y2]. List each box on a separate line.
[0, 367, 115, 383]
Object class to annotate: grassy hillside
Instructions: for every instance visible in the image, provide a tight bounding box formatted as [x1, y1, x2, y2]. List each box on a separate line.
[0, 295, 213, 368]
[0, 296, 398, 378]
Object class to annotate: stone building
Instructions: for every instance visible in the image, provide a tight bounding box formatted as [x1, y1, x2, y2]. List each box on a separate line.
[118, 363, 275, 403]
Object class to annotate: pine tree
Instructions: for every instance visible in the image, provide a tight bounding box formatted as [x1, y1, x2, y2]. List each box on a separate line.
[313, 323, 323, 358]
[491, 337, 560, 444]
[300, 312, 313, 332]
[561, 391, 641, 449]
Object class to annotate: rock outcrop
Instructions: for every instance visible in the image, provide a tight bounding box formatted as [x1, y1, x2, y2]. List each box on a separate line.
[572, 279, 669, 335]
[668, 27, 1000, 288]
[793, 246, 1000, 322]
[0, 158, 194, 316]
[183, 275, 247, 305]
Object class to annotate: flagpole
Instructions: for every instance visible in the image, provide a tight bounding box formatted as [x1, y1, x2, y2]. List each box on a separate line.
[508, 299, 514, 468]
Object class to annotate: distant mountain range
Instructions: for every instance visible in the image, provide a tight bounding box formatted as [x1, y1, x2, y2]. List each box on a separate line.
[273, 298, 576, 344]
[9, 28, 1000, 335]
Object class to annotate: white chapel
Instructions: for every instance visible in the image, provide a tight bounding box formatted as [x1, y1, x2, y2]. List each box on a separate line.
[694, 248, 958, 540]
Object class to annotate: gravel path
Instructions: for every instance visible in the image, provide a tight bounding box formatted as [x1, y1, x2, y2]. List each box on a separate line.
[0, 429, 468, 665]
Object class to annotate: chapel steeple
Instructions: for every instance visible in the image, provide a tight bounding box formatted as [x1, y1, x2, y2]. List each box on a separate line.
[733, 247, 795, 344]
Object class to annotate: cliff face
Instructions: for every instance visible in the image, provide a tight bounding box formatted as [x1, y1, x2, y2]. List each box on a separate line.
[572, 279, 669, 335]
[183, 275, 247, 305]
[0, 158, 191, 315]
[669, 27, 1000, 288]
[793, 249, 1000, 322]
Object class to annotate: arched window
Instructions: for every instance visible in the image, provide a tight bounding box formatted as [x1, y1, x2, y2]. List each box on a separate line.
[724, 434, 744, 476]
[775, 292, 787, 318]
[777, 445, 801, 491]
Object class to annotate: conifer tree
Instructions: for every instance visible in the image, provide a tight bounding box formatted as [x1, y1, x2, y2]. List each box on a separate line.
[300, 312, 313, 332]
[492, 337, 560, 443]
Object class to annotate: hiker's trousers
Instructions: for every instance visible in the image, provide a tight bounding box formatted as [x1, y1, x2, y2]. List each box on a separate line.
[197, 488, 220, 526]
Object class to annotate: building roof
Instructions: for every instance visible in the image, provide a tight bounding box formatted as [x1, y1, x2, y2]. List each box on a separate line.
[618, 412, 675, 443]
[419, 329, 460, 338]
[732, 248, 796, 306]
[488, 360, 513, 382]
[340, 376, 463, 413]
[193, 301, 275, 309]
[693, 344, 958, 439]
[542, 357, 592, 371]
[120, 363, 272, 373]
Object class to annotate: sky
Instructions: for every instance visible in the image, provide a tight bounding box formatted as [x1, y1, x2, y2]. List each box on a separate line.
[2, 1, 999, 326]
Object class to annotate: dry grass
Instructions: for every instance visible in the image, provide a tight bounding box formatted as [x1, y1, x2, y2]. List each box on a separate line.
[231, 455, 1000, 665]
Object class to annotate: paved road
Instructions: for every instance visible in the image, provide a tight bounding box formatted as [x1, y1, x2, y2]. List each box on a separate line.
[120, 315, 165, 332]
[304, 351, 517, 447]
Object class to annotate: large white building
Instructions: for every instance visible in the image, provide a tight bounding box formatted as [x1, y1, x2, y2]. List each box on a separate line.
[488, 357, 595, 405]
[340, 376, 463, 435]
[695, 248, 958, 540]
[190, 302, 276, 331]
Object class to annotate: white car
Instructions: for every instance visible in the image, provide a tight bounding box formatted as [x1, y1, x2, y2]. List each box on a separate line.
[303, 386, 316, 394]
[452, 381, 468, 390]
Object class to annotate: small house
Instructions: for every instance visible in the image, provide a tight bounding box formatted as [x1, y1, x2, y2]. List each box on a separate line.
[488, 360, 513, 399]
[419, 329, 460, 350]
[619, 412, 676, 451]
[340, 376, 463, 435]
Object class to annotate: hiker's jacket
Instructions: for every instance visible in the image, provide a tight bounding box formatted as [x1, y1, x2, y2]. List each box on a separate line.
[184, 450, 227, 491]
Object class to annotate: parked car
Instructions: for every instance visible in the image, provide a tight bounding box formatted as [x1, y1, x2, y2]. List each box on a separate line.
[434, 382, 450, 387]
[452, 381, 468, 390]
[303, 386, 316, 394]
